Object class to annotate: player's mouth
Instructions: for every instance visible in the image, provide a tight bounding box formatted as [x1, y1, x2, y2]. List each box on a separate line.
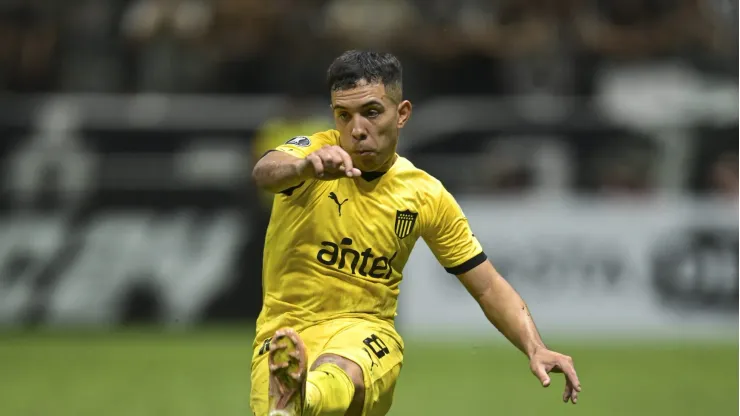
[355, 150, 377, 157]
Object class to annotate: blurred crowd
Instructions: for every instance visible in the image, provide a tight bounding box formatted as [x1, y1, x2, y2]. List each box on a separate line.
[0, 0, 736, 198]
[0, 0, 735, 95]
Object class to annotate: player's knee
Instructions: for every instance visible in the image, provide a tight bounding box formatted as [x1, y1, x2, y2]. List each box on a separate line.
[311, 353, 365, 390]
[312, 353, 366, 415]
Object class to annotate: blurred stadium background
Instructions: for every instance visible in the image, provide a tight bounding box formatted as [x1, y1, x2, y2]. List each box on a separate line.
[0, 0, 737, 415]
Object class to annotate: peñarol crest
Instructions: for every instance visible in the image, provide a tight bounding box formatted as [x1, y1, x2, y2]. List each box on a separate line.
[394, 210, 418, 239]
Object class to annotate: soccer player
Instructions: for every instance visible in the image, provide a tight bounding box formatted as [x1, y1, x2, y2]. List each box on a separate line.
[250, 50, 581, 416]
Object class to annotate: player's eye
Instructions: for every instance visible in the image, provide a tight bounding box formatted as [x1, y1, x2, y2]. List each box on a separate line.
[365, 109, 380, 118]
[337, 112, 350, 121]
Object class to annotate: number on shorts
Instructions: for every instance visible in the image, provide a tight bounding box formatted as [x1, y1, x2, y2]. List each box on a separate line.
[363, 334, 390, 359]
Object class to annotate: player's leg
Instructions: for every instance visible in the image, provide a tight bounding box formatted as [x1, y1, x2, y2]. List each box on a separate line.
[266, 329, 357, 416]
[306, 353, 364, 416]
[264, 321, 403, 416]
[251, 342, 271, 416]
[316, 320, 404, 416]
[267, 328, 309, 416]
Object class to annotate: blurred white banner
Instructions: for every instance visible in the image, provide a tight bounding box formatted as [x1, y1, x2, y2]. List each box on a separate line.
[399, 196, 738, 340]
[0, 211, 244, 327]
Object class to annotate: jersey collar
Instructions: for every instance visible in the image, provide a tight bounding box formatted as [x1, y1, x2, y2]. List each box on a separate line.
[360, 171, 386, 182]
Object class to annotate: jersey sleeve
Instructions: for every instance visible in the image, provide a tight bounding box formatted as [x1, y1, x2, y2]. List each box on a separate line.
[422, 186, 487, 275]
[269, 130, 339, 196]
[273, 130, 339, 159]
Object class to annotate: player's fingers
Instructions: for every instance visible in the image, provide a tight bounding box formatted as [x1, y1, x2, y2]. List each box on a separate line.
[560, 357, 581, 392]
[531, 364, 551, 387]
[333, 153, 347, 172]
[317, 148, 336, 169]
[565, 375, 580, 403]
[335, 147, 356, 177]
[330, 149, 349, 172]
[307, 155, 324, 177]
[330, 148, 346, 167]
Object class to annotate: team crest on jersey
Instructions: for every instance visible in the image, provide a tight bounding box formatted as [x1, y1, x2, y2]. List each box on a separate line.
[285, 136, 311, 147]
[394, 210, 418, 239]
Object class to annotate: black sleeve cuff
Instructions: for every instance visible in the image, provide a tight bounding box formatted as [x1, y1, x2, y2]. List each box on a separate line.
[445, 251, 487, 275]
[279, 181, 305, 196]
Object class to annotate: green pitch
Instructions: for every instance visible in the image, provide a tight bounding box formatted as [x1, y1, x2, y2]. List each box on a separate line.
[0, 328, 736, 416]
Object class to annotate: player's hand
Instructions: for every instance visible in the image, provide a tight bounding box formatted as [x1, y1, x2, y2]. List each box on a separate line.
[299, 145, 362, 180]
[529, 348, 581, 404]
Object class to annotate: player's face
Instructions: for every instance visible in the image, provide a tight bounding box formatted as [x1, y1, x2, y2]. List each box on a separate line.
[331, 80, 412, 172]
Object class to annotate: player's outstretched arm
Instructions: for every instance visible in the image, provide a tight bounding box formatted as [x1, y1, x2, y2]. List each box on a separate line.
[252, 151, 309, 194]
[252, 146, 362, 193]
[457, 261, 582, 404]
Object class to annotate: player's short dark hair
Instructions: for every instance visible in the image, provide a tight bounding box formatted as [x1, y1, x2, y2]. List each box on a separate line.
[326, 50, 403, 101]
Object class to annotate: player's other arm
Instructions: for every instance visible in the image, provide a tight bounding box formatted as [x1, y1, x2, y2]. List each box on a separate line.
[456, 246, 582, 404]
[252, 143, 362, 194]
[457, 261, 545, 357]
[424, 186, 581, 404]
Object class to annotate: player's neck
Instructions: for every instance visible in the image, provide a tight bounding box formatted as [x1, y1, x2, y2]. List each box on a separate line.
[375, 153, 398, 173]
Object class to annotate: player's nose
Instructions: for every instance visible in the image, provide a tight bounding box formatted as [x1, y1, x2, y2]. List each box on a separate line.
[351, 126, 367, 141]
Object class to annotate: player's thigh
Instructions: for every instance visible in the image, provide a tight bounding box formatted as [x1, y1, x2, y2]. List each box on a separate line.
[319, 320, 404, 416]
[250, 351, 269, 416]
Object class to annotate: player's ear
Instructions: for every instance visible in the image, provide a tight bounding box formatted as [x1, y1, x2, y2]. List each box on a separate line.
[396, 100, 412, 128]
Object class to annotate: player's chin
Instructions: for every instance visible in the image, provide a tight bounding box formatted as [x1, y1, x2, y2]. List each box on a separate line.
[352, 153, 381, 171]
